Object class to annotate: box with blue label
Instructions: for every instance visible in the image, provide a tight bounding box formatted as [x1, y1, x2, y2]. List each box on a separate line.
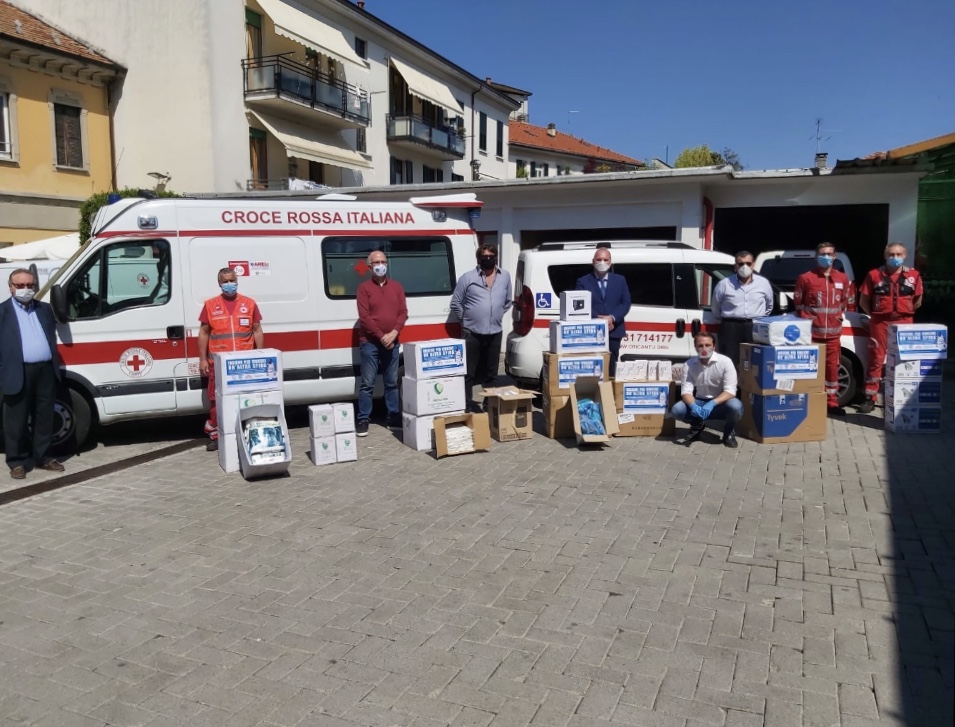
[739, 392, 827, 444]
[885, 379, 943, 408]
[739, 344, 824, 393]
[214, 348, 283, 396]
[884, 404, 942, 433]
[887, 323, 948, 361]
[544, 352, 611, 395]
[403, 338, 467, 379]
[752, 315, 813, 346]
[612, 382, 671, 415]
[548, 320, 610, 354]
[884, 352, 944, 381]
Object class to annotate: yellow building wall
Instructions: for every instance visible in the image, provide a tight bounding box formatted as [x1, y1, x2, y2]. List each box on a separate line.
[0, 228, 71, 246]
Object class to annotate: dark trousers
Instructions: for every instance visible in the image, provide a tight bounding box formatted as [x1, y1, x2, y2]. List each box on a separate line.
[463, 328, 502, 406]
[3, 362, 57, 469]
[718, 318, 754, 368]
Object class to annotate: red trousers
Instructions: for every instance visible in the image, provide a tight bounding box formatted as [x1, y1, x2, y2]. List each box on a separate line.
[865, 316, 913, 400]
[205, 360, 218, 440]
[814, 337, 841, 408]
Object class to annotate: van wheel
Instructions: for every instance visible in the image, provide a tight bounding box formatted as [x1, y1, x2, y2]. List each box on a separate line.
[52, 388, 93, 454]
[837, 354, 858, 408]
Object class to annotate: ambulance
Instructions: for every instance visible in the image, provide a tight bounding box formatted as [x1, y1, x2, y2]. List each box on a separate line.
[33, 193, 483, 449]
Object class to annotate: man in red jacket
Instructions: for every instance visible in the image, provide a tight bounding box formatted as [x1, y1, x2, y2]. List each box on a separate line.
[856, 242, 923, 413]
[793, 242, 850, 416]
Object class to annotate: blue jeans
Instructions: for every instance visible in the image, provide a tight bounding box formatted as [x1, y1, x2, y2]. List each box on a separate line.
[670, 397, 743, 435]
[358, 341, 400, 422]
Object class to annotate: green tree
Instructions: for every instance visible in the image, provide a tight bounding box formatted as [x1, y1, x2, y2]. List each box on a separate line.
[674, 144, 743, 171]
[79, 187, 179, 242]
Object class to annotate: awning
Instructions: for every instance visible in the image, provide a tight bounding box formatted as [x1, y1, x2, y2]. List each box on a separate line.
[0, 233, 80, 260]
[389, 57, 460, 115]
[255, 0, 366, 69]
[249, 110, 373, 170]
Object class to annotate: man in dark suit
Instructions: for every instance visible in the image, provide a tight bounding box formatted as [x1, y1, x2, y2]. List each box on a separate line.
[575, 246, 631, 377]
[0, 268, 64, 479]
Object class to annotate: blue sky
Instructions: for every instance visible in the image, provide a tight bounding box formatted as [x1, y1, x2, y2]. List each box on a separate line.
[367, 0, 954, 170]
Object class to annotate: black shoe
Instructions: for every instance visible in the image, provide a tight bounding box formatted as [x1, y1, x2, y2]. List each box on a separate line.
[206, 440, 219, 452]
[386, 416, 402, 430]
[356, 420, 369, 437]
[828, 407, 847, 417]
[857, 400, 875, 414]
[722, 433, 738, 449]
[675, 417, 705, 446]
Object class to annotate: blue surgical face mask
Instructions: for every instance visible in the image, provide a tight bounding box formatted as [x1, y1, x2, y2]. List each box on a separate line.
[220, 282, 238, 295]
[886, 256, 904, 270]
[817, 255, 833, 269]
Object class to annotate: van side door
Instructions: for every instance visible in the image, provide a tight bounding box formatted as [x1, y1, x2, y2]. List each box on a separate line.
[615, 262, 694, 360]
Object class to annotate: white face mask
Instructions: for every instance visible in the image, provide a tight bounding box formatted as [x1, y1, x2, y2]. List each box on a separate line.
[594, 261, 611, 274]
[14, 287, 35, 303]
[697, 345, 714, 359]
[737, 264, 753, 279]
[372, 263, 388, 277]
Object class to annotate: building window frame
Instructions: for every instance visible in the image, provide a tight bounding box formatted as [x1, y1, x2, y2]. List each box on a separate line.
[245, 9, 262, 60]
[249, 127, 268, 188]
[354, 37, 367, 59]
[49, 89, 89, 172]
[495, 119, 504, 158]
[0, 77, 19, 164]
[478, 112, 487, 153]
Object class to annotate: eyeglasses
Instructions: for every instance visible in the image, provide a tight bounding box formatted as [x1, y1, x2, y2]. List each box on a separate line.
[10, 283, 34, 289]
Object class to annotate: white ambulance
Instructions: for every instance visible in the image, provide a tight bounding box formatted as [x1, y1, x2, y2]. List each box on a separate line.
[34, 193, 483, 449]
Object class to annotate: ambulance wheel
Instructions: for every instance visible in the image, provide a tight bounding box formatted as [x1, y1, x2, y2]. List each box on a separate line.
[837, 353, 858, 408]
[52, 387, 93, 455]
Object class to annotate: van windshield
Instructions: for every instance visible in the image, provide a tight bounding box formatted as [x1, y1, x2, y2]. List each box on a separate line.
[759, 257, 846, 287]
[37, 239, 90, 299]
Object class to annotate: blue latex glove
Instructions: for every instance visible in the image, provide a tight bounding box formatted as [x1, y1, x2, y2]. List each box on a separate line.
[700, 400, 717, 420]
[689, 403, 706, 420]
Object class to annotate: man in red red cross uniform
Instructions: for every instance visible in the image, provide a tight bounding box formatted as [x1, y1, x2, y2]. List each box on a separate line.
[793, 242, 850, 416]
[197, 267, 264, 451]
[856, 242, 923, 414]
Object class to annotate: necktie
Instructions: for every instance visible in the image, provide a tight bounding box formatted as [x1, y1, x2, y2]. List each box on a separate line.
[599, 279, 607, 299]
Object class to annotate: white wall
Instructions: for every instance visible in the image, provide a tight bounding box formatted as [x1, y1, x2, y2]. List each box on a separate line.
[508, 148, 587, 178]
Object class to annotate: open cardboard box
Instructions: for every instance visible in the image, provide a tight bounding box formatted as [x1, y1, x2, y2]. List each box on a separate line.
[483, 386, 536, 442]
[568, 376, 619, 444]
[433, 413, 491, 458]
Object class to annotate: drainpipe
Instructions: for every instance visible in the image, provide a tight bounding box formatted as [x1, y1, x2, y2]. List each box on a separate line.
[107, 78, 119, 192]
[470, 86, 480, 177]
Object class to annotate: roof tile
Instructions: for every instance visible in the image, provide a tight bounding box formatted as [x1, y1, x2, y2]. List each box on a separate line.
[0, 0, 118, 67]
[509, 120, 641, 166]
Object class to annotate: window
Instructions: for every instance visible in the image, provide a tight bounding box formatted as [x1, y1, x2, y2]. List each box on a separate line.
[516, 159, 526, 178]
[0, 92, 10, 160]
[322, 237, 455, 298]
[249, 128, 267, 188]
[422, 165, 444, 184]
[65, 240, 172, 320]
[546, 263, 677, 308]
[478, 112, 487, 152]
[245, 9, 262, 59]
[542, 163, 549, 177]
[390, 156, 413, 184]
[53, 102, 84, 169]
[307, 161, 325, 185]
[451, 172, 464, 182]
[530, 161, 537, 178]
[354, 37, 367, 59]
[356, 127, 366, 153]
[495, 119, 504, 157]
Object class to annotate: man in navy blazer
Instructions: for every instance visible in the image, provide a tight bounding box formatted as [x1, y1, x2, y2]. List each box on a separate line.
[0, 268, 64, 479]
[575, 247, 631, 376]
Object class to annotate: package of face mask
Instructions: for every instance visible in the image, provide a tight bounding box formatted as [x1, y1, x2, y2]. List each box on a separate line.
[751, 315, 813, 346]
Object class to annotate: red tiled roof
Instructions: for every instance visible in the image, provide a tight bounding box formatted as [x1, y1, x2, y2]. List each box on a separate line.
[0, 0, 119, 67]
[509, 121, 642, 166]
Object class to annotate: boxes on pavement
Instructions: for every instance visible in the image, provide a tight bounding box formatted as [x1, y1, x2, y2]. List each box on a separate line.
[884, 404, 942, 433]
[884, 352, 944, 381]
[616, 413, 675, 438]
[887, 323, 948, 361]
[752, 315, 813, 346]
[548, 320, 610, 354]
[885, 379, 943, 408]
[542, 394, 575, 439]
[218, 389, 284, 437]
[483, 386, 536, 442]
[214, 348, 283, 396]
[657, 360, 673, 382]
[309, 436, 337, 465]
[739, 344, 824, 393]
[568, 376, 619, 444]
[237, 403, 292, 479]
[217, 432, 241, 473]
[433, 413, 491, 458]
[401, 375, 467, 416]
[335, 432, 359, 461]
[738, 391, 827, 444]
[614, 359, 649, 381]
[403, 338, 467, 379]
[559, 290, 592, 319]
[308, 404, 336, 437]
[543, 351, 611, 396]
[612, 381, 674, 437]
[332, 403, 355, 433]
[402, 410, 465, 451]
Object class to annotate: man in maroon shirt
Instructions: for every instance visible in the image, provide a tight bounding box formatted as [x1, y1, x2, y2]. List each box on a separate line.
[356, 250, 407, 436]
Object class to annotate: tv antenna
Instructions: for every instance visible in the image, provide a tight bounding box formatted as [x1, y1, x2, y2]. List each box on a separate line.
[810, 118, 839, 153]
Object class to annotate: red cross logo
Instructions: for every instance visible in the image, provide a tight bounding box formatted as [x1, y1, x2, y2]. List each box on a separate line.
[127, 355, 146, 372]
[354, 259, 370, 276]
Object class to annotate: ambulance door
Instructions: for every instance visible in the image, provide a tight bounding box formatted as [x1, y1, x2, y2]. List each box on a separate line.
[58, 238, 185, 415]
[614, 261, 694, 360]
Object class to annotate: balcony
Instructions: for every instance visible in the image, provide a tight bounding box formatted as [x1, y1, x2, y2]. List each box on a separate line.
[242, 54, 370, 128]
[386, 114, 466, 160]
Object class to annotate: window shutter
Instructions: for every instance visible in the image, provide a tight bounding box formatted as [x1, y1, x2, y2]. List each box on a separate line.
[54, 104, 83, 168]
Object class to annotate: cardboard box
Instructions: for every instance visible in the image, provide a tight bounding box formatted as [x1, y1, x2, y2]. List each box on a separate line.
[403, 338, 467, 379]
[884, 379, 943, 407]
[739, 344, 825, 393]
[217, 432, 241, 474]
[332, 402, 356, 433]
[884, 352, 944, 381]
[213, 348, 283, 396]
[401, 375, 466, 416]
[335, 432, 359, 461]
[738, 392, 827, 444]
[613, 381, 672, 415]
[218, 389, 284, 437]
[308, 404, 336, 437]
[237, 404, 291, 479]
[656, 360, 673, 382]
[671, 362, 685, 383]
[614, 359, 649, 382]
[559, 290, 592, 319]
[542, 394, 575, 439]
[887, 323, 948, 361]
[548, 320, 610, 354]
[752, 315, 813, 346]
[543, 352, 611, 396]
[884, 404, 942, 433]
[568, 376, 620, 444]
[402, 410, 465, 451]
[309, 436, 337, 465]
[483, 386, 536, 442]
[615, 412, 675, 438]
[433, 413, 491, 458]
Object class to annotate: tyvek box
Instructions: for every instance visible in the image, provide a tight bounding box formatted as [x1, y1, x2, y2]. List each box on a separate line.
[548, 320, 609, 354]
[217, 389, 284, 438]
[213, 348, 283, 396]
[752, 315, 813, 346]
[612, 381, 672, 415]
[402, 411, 464, 451]
[335, 432, 358, 462]
[884, 352, 944, 381]
[217, 432, 241, 474]
[884, 379, 943, 407]
[884, 404, 941, 433]
[332, 402, 355, 433]
[559, 290, 592, 319]
[404, 339, 467, 379]
[738, 392, 827, 444]
[401, 375, 466, 416]
[888, 323, 948, 360]
[308, 404, 336, 437]
[309, 436, 337, 466]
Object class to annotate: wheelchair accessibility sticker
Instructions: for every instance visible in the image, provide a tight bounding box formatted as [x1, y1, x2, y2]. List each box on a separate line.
[536, 293, 552, 308]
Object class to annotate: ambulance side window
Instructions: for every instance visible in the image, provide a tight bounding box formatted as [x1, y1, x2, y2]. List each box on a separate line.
[322, 236, 454, 298]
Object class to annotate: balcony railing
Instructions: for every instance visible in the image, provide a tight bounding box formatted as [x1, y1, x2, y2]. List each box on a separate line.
[386, 114, 466, 158]
[242, 54, 370, 125]
[246, 178, 332, 191]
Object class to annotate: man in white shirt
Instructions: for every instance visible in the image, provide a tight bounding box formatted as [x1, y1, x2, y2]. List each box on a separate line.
[670, 332, 743, 448]
[710, 251, 774, 367]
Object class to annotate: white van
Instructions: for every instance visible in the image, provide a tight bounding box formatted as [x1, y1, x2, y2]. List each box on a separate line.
[33, 193, 483, 449]
[505, 241, 870, 405]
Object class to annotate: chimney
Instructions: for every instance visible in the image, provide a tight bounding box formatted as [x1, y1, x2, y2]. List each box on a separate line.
[486, 77, 492, 84]
[357, 0, 365, 7]
[546, 123, 557, 137]
[814, 152, 828, 169]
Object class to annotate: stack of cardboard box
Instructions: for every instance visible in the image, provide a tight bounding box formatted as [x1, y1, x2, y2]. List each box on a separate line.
[612, 358, 675, 437]
[884, 323, 947, 433]
[400, 338, 467, 451]
[308, 403, 358, 465]
[483, 386, 536, 442]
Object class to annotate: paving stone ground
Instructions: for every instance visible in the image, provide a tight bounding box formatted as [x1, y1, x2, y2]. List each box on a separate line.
[0, 393, 952, 727]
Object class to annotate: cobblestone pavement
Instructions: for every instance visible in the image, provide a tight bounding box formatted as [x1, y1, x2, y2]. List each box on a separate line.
[0, 396, 952, 727]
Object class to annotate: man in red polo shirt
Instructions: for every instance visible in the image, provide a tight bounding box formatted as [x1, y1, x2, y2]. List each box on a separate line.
[356, 250, 407, 436]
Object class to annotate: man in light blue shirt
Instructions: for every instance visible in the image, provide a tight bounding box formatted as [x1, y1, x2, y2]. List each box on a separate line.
[711, 250, 774, 367]
[450, 243, 512, 411]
